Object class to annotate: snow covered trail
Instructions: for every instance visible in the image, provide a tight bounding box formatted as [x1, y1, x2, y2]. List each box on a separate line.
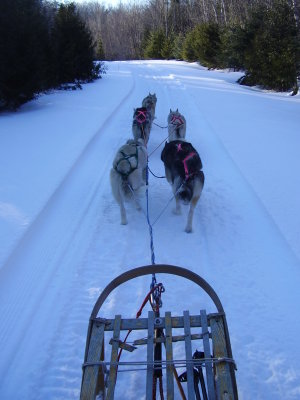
[0, 61, 300, 399]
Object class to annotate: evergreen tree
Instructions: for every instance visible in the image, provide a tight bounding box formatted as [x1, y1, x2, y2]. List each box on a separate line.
[183, 23, 222, 68]
[0, 0, 51, 109]
[144, 30, 166, 59]
[51, 3, 99, 85]
[240, 0, 298, 92]
[193, 23, 222, 69]
[182, 30, 198, 62]
[95, 37, 105, 60]
[172, 33, 185, 60]
[220, 25, 247, 70]
[161, 35, 174, 59]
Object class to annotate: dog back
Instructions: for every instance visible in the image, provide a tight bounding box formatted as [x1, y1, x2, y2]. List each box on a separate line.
[161, 140, 203, 182]
[113, 141, 141, 177]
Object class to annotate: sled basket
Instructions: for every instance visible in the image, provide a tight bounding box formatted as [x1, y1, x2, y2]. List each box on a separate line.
[80, 265, 238, 400]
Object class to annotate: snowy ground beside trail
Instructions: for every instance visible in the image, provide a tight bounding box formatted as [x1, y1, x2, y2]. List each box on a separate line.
[0, 60, 300, 399]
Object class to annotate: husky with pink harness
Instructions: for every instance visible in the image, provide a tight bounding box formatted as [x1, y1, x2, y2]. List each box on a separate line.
[167, 109, 186, 141]
[161, 140, 204, 233]
[132, 107, 151, 145]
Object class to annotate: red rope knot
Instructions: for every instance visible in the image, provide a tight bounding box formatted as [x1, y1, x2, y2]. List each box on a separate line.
[171, 115, 184, 126]
[136, 110, 147, 124]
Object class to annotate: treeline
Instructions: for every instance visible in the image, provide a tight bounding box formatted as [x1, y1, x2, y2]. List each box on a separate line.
[0, 0, 104, 110]
[79, 0, 300, 93]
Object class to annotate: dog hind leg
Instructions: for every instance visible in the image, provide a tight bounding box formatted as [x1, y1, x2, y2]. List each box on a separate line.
[110, 169, 128, 225]
[185, 177, 204, 233]
[185, 195, 199, 233]
[173, 176, 182, 215]
[174, 196, 182, 215]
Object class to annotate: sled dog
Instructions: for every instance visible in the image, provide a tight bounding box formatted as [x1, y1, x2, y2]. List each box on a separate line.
[167, 109, 186, 142]
[142, 93, 157, 125]
[110, 139, 147, 225]
[132, 107, 151, 145]
[161, 140, 204, 233]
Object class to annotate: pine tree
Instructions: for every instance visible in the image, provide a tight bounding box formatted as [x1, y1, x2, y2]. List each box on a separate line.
[183, 23, 222, 68]
[95, 37, 105, 60]
[182, 30, 198, 62]
[172, 33, 185, 60]
[0, 0, 51, 109]
[51, 3, 99, 86]
[240, 0, 298, 92]
[161, 35, 174, 59]
[194, 23, 222, 69]
[144, 30, 166, 59]
[220, 25, 247, 70]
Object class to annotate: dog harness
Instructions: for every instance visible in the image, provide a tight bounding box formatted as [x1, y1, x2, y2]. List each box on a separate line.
[182, 152, 197, 180]
[135, 109, 148, 124]
[176, 143, 197, 181]
[114, 145, 139, 178]
[171, 114, 184, 126]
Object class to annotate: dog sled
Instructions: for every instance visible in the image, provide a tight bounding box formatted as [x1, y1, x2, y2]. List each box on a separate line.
[80, 265, 238, 400]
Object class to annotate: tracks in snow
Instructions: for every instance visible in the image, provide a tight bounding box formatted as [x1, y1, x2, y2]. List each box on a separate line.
[1, 62, 300, 400]
[0, 70, 138, 397]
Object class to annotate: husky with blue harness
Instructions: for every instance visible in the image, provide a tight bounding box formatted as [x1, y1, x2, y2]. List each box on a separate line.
[110, 139, 147, 225]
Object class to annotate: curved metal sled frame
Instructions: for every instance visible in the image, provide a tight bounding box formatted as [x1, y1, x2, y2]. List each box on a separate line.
[80, 264, 238, 400]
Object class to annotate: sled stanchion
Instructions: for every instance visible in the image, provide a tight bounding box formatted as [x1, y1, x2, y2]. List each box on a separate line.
[81, 319, 105, 400]
[210, 315, 236, 400]
[146, 311, 155, 400]
[165, 312, 174, 399]
[107, 315, 122, 399]
[183, 311, 195, 400]
[200, 310, 216, 400]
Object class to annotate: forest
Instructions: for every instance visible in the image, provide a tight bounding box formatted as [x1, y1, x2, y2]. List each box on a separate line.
[79, 0, 300, 92]
[0, 0, 299, 110]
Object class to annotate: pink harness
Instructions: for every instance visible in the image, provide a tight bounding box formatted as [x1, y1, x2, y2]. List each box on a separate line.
[171, 115, 184, 126]
[136, 110, 147, 124]
[176, 143, 196, 180]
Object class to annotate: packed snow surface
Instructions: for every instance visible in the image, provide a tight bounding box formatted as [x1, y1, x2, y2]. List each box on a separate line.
[0, 61, 300, 399]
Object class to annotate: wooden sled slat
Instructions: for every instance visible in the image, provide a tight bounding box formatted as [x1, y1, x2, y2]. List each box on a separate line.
[210, 315, 235, 400]
[146, 311, 155, 400]
[183, 310, 195, 400]
[165, 312, 174, 399]
[201, 309, 216, 399]
[80, 321, 105, 400]
[106, 315, 122, 400]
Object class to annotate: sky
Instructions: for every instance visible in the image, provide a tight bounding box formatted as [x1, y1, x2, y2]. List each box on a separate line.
[0, 60, 300, 399]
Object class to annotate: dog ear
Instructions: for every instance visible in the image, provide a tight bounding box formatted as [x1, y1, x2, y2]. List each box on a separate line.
[170, 108, 172, 113]
[176, 108, 178, 112]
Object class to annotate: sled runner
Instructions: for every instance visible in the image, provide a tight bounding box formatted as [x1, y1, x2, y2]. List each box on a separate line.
[80, 265, 238, 399]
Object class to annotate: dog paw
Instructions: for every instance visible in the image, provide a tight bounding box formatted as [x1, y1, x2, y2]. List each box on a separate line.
[173, 208, 181, 215]
[185, 226, 192, 233]
[121, 219, 128, 225]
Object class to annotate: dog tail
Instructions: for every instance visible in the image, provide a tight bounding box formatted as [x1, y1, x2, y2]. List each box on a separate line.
[178, 184, 193, 203]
